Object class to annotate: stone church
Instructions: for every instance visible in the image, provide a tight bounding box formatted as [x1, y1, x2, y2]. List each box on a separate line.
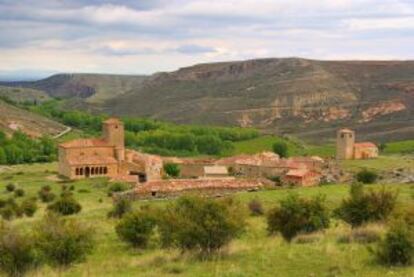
[336, 128, 379, 160]
[58, 118, 162, 182]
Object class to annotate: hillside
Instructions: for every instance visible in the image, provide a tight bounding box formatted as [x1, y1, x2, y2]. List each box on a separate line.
[106, 58, 414, 143]
[0, 85, 51, 103]
[2, 58, 414, 143]
[0, 73, 147, 104]
[0, 99, 67, 137]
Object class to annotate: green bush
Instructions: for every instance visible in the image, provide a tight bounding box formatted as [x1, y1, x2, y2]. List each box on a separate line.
[248, 199, 264, 216]
[115, 209, 157, 248]
[14, 188, 25, 198]
[21, 198, 38, 217]
[158, 196, 246, 254]
[267, 194, 330, 242]
[0, 223, 40, 277]
[272, 142, 288, 158]
[356, 169, 378, 184]
[108, 182, 130, 194]
[35, 214, 95, 266]
[375, 222, 413, 266]
[107, 198, 132, 218]
[47, 195, 82, 216]
[163, 163, 180, 178]
[334, 183, 398, 227]
[38, 186, 56, 203]
[5, 184, 15, 193]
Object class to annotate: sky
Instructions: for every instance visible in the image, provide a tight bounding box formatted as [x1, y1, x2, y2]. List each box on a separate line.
[0, 0, 414, 79]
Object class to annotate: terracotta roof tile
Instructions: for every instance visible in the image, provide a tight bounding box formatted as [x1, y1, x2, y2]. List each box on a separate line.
[135, 178, 263, 194]
[67, 155, 118, 165]
[354, 142, 377, 148]
[60, 139, 109, 148]
[285, 169, 310, 177]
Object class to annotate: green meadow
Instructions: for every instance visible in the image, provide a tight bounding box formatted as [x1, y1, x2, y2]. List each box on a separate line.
[0, 157, 412, 277]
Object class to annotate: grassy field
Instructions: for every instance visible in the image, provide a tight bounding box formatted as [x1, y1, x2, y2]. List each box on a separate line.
[0, 160, 413, 277]
[383, 140, 414, 155]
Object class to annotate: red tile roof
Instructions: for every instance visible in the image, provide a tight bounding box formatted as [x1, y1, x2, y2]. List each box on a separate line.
[354, 142, 377, 148]
[67, 155, 118, 165]
[103, 117, 122, 124]
[134, 178, 263, 194]
[59, 138, 109, 148]
[285, 169, 310, 178]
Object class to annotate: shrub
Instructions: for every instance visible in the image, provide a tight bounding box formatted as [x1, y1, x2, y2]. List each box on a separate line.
[0, 224, 40, 277]
[272, 142, 288, 158]
[21, 198, 38, 217]
[5, 184, 15, 192]
[47, 195, 82, 216]
[35, 214, 95, 266]
[163, 163, 180, 178]
[158, 196, 246, 254]
[375, 222, 413, 266]
[108, 182, 129, 194]
[248, 199, 264, 216]
[38, 186, 56, 203]
[267, 194, 330, 242]
[14, 188, 25, 198]
[356, 169, 378, 184]
[0, 207, 14, 221]
[108, 198, 132, 218]
[337, 225, 382, 244]
[334, 183, 398, 227]
[0, 199, 6, 209]
[115, 209, 157, 248]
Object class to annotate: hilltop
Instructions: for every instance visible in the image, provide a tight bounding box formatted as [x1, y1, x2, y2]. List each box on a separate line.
[2, 58, 414, 143]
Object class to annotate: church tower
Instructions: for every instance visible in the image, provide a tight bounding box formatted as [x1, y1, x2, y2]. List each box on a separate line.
[103, 118, 125, 161]
[336, 128, 355, 160]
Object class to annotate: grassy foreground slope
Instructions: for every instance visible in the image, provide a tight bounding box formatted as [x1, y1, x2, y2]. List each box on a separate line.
[1, 160, 413, 277]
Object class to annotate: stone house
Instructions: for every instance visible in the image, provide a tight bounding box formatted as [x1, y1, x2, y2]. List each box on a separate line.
[58, 118, 162, 182]
[283, 168, 321, 186]
[336, 128, 379, 160]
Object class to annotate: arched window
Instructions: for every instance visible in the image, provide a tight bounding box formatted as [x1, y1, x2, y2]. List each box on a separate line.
[75, 168, 79, 175]
[79, 168, 84, 175]
[95, 167, 99, 175]
[103, 167, 108, 174]
[91, 167, 95, 175]
[99, 167, 103, 174]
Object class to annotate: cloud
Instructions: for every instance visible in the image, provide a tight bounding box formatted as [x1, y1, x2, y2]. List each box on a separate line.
[174, 44, 217, 54]
[0, 0, 413, 76]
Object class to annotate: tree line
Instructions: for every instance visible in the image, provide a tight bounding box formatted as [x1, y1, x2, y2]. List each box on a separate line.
[0, 131, 55, 165]
[27, 100, 260, 156]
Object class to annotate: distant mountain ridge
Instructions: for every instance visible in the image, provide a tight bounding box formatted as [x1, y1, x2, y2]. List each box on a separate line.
[1, 58, 414, 142]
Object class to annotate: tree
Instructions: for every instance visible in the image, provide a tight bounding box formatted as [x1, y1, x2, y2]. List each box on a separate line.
[158, 196, 246, 254]
[267, 194, 330, 242]
[107, 198, 132, 218]
[35, 214, 95, 266]
[163, 163, 180, 177]
[0, 148, 7, 165]
[272, 142, 288, 158]
[334, 183, 398, 227]
[115, 209, 157, 248]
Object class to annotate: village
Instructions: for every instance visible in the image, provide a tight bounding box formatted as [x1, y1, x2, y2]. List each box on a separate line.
[58, 118, 379, 199]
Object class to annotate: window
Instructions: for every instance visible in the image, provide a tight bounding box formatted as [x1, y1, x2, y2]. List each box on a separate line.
[103, 167, 108, 174]
[91, 167, 95, 175]
[341, 134, 345, 138]
[151, 191, 157, 197]
[99, 167, 103, 174]
[79, 168, 84, 175]
[75, 168, 79, 175]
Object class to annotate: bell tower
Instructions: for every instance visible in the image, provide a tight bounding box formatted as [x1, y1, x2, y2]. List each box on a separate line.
[103, 118, 125, 161]
[336, 128, 355, 160]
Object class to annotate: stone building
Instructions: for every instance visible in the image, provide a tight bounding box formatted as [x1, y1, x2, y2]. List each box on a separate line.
[58, 118, 162, 182]
[336, 128, 379, 160]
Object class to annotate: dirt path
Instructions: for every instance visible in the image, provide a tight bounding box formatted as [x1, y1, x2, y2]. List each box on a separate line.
[53, 126, 72, 139]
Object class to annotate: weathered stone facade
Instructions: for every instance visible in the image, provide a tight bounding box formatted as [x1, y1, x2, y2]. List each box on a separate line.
[58, 118, 162, 182]
[336, 128, 378, 160]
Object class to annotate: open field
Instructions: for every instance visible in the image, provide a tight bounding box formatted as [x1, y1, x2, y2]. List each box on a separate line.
[0, 159, 413, 277]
